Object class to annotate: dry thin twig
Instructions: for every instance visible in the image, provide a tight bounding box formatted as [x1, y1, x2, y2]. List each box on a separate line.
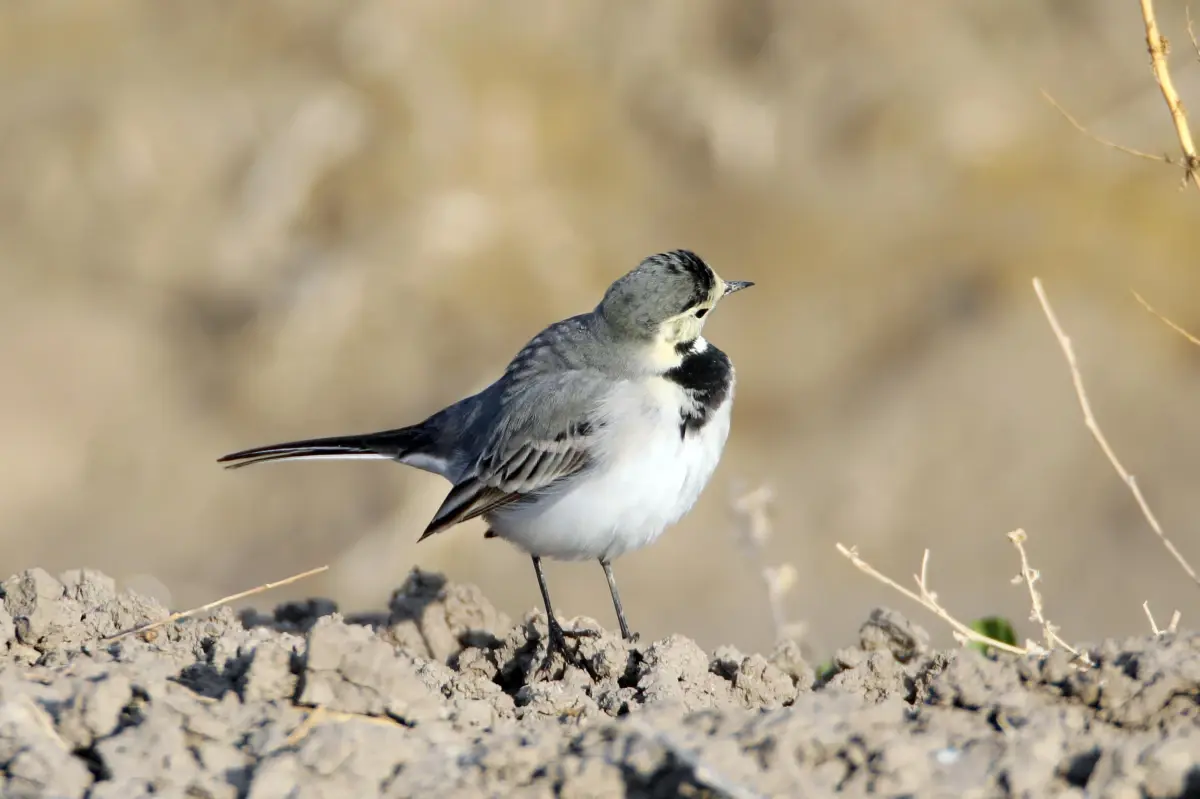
[1033, 278, 1200, 588]
[1041, 90, 1169, 163]
[1043, 1, 1200, 190]
[1007, 529, 1087, 662]
[1133, 291, 1200, 347]
[1188, 6, 1200, 60]
[103, 565, 330, 642]
[1167, 608, 1182, 632]
[1139, 0, 1200, 189]
[284, 706, 328, 748]
[837, 537, 1099, 665]
[835, 544, 1027, 656]
[321, 708, 407, 727]
[732, 486, 805, 643]
[1142, 600, 1182, 635]
[282, 706, 404, 749]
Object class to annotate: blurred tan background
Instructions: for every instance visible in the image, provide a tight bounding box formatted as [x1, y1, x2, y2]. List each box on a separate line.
[4, 0, 1200, 656]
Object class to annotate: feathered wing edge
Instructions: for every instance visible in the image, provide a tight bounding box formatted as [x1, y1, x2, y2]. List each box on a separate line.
[417, 484, 521, 540]
[417, 428, 594, 540]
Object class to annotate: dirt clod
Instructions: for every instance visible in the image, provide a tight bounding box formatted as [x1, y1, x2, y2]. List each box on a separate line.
[0, 568, 1197, 797]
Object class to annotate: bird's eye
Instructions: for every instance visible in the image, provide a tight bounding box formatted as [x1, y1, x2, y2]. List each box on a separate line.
[694, 308, 709, 318]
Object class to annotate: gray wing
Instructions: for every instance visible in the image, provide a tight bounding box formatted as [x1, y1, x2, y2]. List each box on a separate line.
[418, 329, 610, 539]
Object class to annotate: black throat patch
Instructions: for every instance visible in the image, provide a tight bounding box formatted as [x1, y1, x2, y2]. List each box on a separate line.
[663, 341, 733, 438]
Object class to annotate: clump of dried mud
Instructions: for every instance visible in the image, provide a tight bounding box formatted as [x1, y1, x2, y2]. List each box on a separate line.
[0, 568, 1196, 798]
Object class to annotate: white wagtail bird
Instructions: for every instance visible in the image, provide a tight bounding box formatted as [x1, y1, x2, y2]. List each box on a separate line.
[219, 250, 753, 656]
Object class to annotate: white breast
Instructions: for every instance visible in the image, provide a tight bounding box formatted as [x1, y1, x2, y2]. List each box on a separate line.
[486, 374, 734, 561]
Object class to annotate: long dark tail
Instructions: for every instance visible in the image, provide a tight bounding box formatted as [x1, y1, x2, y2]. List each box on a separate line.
[217, 424, 443, 474]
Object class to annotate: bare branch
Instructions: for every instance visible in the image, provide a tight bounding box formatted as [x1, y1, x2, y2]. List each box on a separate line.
[1032, 278, 1200, 588]
[1188, 5, 1200, 60]
[1133, 291, 1200, 347]
[1041, 90, 1170, 163]
[1139, 0, 1200, 189]
[1043, 1, 1200, 190]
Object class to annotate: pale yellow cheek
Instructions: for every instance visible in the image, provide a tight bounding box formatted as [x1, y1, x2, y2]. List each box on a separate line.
[675, 316, 704, 342]
[646, 336, 682, 371]
[643, 314, 710, 370]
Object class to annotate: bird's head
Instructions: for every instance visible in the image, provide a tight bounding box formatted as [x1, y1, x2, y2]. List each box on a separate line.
[598, 250, 753, 357]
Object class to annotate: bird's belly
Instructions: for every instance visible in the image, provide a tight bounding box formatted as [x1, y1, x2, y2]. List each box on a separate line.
[487, 388, 733, 562]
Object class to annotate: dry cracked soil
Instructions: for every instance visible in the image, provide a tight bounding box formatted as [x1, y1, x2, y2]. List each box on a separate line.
[0, 567, 1197, 799]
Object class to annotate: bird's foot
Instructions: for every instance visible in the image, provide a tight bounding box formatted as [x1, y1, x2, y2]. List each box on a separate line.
[560, 627, 601, 642]
[535, 617, 598, 678]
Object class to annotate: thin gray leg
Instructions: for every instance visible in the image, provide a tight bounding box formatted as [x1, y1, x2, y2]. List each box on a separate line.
[531, 556, 567, 651]
[600, 559, 634, 640]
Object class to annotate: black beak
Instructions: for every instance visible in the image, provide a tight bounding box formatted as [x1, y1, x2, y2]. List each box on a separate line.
[723, 280, 754, 296]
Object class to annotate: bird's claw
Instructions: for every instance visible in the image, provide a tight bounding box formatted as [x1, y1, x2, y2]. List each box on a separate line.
[535, 618, 596, 678]
[560, 628, 600, 640]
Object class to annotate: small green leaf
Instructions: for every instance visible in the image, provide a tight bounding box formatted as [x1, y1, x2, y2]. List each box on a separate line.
[968, 616, 1018, 655]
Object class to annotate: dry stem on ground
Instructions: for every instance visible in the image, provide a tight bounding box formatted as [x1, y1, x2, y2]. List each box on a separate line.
[103, 564, 329, 642]
[834, 543, 1028, 657]
[1142, 601, 1182, 636]
[1007, 529, 1086, 661]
